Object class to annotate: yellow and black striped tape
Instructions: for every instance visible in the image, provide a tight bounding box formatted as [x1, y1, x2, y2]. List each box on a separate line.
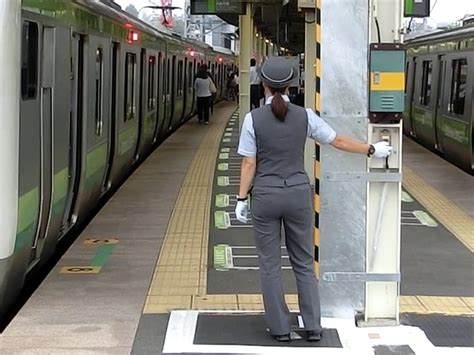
[314, 0, 321, 277]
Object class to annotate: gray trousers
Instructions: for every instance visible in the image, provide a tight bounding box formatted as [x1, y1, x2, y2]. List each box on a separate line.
[251, 184, 322, 335]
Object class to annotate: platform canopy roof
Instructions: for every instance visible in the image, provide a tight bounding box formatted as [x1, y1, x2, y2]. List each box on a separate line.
[217, 0, 307, 54]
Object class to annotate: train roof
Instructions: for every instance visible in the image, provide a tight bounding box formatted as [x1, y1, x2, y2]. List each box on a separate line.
[23, 0, 234, 57]
[405, 24, 474, 46]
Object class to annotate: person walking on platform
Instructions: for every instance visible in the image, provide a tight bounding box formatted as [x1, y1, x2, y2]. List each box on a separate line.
[194, 64, 214, 125]
[250, 58, 261, 110]
[235, 57, 393, 343]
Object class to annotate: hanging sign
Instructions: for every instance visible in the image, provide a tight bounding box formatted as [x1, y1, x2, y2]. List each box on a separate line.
[190, 0, 245, 15]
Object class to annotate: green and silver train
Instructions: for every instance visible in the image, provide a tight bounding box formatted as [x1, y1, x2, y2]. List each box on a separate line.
[405, 24, 474, 174]
[0, 0, 236, 317]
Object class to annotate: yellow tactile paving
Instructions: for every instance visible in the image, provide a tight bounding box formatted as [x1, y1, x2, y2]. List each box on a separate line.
[144, 106, 236, 314]
[403, 165, 474, 253]
[143, 296, 192, 314]
[192, 295, 238, 310]
[417, 296, 474, 316]
[399, 296, 429, 313]
[399, 295, 474, 316]
[461, 297, 474, 311]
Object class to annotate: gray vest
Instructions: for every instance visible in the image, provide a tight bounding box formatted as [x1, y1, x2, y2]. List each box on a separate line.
[252, 103, 309, 188]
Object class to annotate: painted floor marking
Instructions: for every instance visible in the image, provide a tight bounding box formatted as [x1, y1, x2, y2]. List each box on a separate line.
[403, 165, 474, 252]
[84, 238, 119, 245]
[402, 190, 414, 203]
[60, 239, 118, 273]
[59, 266, 101, 274]
[162, 310, 469, 354]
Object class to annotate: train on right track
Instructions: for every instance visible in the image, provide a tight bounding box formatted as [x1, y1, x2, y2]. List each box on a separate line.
[404, 24, 473, 174]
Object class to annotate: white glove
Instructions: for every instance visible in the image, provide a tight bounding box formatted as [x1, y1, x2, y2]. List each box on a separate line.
[235, 200, 249, 223]
[372, 141, 393, 158]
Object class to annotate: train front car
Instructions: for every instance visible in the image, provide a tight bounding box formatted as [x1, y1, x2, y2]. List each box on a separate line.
[405, 25, 474, 174]
[0, 0, 22, 317]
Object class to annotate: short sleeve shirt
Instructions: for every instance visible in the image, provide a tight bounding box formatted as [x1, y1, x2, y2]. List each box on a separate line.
[237, 96, 337, 157]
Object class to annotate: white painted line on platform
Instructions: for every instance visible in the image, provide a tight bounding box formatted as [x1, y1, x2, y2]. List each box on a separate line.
[231, 266, 293, 271]
[232, 255, 290, 259]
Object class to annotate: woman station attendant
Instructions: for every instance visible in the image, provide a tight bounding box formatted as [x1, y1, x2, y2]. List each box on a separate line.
[235, 57, 393, 342]
[194, 64, 215, 124]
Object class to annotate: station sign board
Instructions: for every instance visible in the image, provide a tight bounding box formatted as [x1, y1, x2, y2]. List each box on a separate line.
[190, 0, 245, 15]
[404, 0, 430, 18]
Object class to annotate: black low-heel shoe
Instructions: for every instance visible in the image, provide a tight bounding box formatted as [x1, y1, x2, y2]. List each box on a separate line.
[273, 333, 291, 342]
[266, 329, 291, 342]
[307, 330, 322, 342]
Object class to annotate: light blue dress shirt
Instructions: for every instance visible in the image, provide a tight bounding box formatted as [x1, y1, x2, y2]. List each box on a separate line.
[238, 95, 337, 157]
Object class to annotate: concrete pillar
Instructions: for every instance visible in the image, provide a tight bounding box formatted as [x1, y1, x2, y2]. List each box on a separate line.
[239, 2, 252, 128]
[319, 0, 370, 319]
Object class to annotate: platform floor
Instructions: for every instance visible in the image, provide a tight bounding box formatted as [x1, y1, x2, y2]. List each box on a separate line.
[0, 105, 472, 354]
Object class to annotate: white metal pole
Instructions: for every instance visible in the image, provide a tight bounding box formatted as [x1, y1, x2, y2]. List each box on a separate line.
[239, 2, 252, 129]
[0, 0, 21, 258]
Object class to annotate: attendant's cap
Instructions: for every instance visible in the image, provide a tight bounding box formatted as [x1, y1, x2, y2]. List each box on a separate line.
[257, 57, 295, 88]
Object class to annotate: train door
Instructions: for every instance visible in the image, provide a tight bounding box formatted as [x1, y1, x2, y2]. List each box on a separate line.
[154, 52, 165, 141]
[137, 50, 158, 157]
[80, 35, 112, 208]
[438, 54, 472, 170]
[434, 55, 447, 152]
[29, 26, 56, 262]
[173, 57, 185, 125]
[102, 41, 120, 194]
[409, 59, 418, 137]
[164, 57, 173, 132]
[183, 58, 194, 120]
[63, 33, 85, 229]
[18, 20, 42, 266]
[134, 48, 147, 162]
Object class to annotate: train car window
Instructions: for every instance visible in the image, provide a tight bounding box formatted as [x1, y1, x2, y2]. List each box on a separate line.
[177, 59, 184, 97]
[449, 58, 467, 115]
[420, 60, 433, 106]
[95, 48, 104, 135]
[21, 21, 39, 100]
[148, 56, 156, 110]
[124, 52, 137, 121]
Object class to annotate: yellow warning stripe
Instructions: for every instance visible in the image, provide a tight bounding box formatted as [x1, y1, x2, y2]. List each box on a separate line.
[314, 0, 322, 277]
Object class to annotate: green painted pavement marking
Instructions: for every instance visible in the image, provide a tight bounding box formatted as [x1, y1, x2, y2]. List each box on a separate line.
[213, 244, 233, 271]
[218, 163, 229, 171]
[216, 194, 230, 208]
[215, 211, 231, 229]
[90, 244, 117, 267]
[223, 138, 231, 143]
[217, 176, 229, 186]
[224, 132, 232, 137]
[221, 147, 230, 153]
[219, 153, 229, 160]
[414, 210, 438, 227]
[226, 127, 233, 132]
[402, 191, 414, 202]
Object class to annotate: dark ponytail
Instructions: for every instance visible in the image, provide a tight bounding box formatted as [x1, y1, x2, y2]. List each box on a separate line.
[270, 88, 288, 121]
